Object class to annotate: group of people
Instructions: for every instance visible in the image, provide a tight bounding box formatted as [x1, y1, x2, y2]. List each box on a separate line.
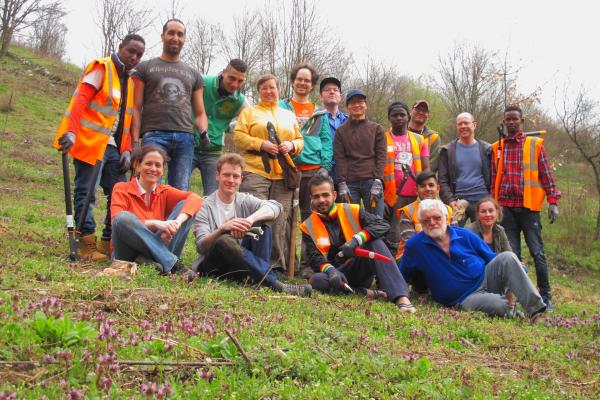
[53, 18, 560, 322]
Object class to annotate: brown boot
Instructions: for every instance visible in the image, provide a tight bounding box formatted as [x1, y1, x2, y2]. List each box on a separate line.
[79, 234, 109, 261]
[97, 239, 111, 257]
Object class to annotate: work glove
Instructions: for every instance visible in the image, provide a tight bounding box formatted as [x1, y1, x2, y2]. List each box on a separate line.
[324, 267, 348, 292]
[58, 131, 76, 153]
[338, 181, 351, 203]
[316, 168, 329, 178]
[548, 204, 559, 224]
[370, 179, 383, 201]
[338, 237, 360, 259]
[198, 130, 211, 149]
[119, 151, 131, 174]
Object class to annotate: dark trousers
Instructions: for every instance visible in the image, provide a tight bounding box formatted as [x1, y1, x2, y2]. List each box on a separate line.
[309, 238, 409, 302]
[501, 207, 551, 299]
[74, 145, 126, 240]
[198, 226, 278, 287]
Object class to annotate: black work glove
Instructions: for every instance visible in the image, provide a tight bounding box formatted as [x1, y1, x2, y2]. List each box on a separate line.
[325, 267, 348, 292]
[548, 204, 559, 224]
[198, 129, 211, 149]
[119, 151, 131, 174]
[338, 237, 359, 259]
[58, 131, 76, 153]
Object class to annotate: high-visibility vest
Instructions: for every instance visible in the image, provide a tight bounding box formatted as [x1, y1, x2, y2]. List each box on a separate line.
[383, 131, 424, 207]
[299, 203, 361, 256]
[491, 136, 545, 211]
[395, 200, 453, 259]
[53, 57, 134, 165]
[423, 131, 439, 151]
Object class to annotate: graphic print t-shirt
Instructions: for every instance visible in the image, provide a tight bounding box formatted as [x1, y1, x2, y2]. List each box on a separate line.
[133, 58, 204, 134]
[390, 133, 429, 196]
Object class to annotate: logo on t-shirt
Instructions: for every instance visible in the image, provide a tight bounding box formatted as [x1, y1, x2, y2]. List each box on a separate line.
[157, 77, 186, 105]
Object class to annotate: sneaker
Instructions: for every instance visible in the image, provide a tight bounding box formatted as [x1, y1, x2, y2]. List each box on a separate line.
[272, 281, 312, 297]
[542, 297, 554, 312]
[171, 261, 197, 283]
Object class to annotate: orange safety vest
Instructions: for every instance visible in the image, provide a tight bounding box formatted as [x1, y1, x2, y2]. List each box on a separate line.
[395, 200, 453, 259]
[299, 203, 361, 256]
[491, 136, 545, 211]
[423, 131, 439, 151]
[383, 131, 424, 207]
[53, 57, 134, 165]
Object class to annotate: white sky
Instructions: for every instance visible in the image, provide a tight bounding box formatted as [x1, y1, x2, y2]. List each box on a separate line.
[61, 0, 597, 111]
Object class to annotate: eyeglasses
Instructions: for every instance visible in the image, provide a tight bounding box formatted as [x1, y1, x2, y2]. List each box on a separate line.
[421, 215, 443, 225]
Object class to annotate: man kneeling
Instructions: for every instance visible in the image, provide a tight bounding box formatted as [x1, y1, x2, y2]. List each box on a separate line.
[399, 199, 547, 322]
[300, 174, 415, 312]
[192, 153, 312, 296]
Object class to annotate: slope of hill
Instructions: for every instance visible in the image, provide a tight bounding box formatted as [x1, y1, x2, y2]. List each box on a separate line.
[0, 46, 598, 399]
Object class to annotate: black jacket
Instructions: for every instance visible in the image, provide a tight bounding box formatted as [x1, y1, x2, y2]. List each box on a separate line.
[438, 139, 491, 204]
[302, 207, 390, 272]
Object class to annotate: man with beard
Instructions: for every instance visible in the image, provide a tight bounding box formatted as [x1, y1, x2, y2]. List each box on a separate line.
[408, 100, 441, 172]
[399, 199, 547, 322]
[491, 105, 561, 310]
[54, 34, 146, 260]
[300, 174, 415, 312]
[131, 19, 208, 191]
[280, 63, 319, 127]
[193, 59, 249, 196]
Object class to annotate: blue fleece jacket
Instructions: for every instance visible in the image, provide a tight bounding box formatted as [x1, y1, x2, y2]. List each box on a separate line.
[399, 226, 496, 306]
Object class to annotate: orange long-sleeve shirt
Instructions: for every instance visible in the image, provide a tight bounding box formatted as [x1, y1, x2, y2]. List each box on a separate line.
[111, 179, 203, 224]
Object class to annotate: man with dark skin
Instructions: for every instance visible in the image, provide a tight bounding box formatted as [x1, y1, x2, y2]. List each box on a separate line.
[409, 100, 441, 172]
[383, 102, 430, 213]
[491, 106, 560, 310]
[54, 34, 146, 260]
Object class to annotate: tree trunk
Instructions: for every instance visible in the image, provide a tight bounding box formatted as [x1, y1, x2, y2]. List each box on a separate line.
[0, 29, 13, 59]
[595, 201, 600, 240]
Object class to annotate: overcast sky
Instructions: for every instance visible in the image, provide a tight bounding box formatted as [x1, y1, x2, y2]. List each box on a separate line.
[61, 0, 597, 111]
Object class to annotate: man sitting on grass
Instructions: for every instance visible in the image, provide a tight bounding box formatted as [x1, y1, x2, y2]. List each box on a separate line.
[399, 199, 547, 322]
[192, 153, 312, 296]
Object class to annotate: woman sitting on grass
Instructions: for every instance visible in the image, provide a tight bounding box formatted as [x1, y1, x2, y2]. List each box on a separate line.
[110, 144, 202, 281]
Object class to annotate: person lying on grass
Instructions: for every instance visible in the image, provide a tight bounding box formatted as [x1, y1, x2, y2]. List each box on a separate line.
[192, 153, 312, 296]
[110, 144, 202, 282]
[399, 199, 547, 323]
[300, 174, 416, 313]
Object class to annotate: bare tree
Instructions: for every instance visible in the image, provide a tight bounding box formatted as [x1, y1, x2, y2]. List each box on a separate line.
[556, 87, 600, 239]
[28, 2, 66, 58]
[184, 18, 223, 75]
[221, 8, 262, 70]
[96, 0, 153, 57]
[0, 0, 60, 58]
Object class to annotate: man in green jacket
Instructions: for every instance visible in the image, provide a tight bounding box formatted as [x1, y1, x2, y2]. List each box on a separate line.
[193, 59, 249, 195]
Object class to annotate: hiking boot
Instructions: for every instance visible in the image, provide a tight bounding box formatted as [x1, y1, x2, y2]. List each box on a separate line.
[171, 261, 197, 283]
[272, 280, 312, 297]
[97, 239, 111, 257]
[79, 234, 109, 261]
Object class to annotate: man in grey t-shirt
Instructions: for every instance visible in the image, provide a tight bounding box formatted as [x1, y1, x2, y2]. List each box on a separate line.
[437, 112, 491, 225]
[131, 18, 208, 190]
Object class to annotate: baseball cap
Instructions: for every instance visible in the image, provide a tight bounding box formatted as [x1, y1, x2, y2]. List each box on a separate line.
[412, 100, 430, 111]
[319, 77, 341, 93]
[345, 88, 367, 104]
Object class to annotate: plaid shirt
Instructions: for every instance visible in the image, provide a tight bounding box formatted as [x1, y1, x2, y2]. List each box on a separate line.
[491, 131, 561, 208]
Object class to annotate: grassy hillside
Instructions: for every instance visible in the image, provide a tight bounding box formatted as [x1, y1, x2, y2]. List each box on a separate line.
[0, 46, 598, 399]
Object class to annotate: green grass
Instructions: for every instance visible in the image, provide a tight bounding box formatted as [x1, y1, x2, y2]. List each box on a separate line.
[0, 45, 599, 399]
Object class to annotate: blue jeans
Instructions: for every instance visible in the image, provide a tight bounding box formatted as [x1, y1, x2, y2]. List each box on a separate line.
[347, 179, 384, 217]
[142, 131, 194, 190]
[501, 207, 551, 300]
[192, 152, 218, 196]
[111, 200, 193, 272]
[73, 145, 126, 239]
[197, 226, 278, 286]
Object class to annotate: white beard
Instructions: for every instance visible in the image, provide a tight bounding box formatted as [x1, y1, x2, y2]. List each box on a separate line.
[424, 221, 448, 239]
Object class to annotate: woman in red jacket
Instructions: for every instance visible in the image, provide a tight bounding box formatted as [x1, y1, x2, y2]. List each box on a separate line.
[110, 144, 203, 281]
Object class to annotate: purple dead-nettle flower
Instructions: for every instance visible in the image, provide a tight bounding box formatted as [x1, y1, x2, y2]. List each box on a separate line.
[129, 333, 138, 346]
[199, 369, 211, 380]
[43, 354, 57, 363]
[165, 343, 174, 352]
[77, 307, 92, 321]
[139, 320, 152, 330]
[157, 383, 173, 398]
[100, 376, 112, 392]
[40, 297, 63, 317]
[0, 391, 17, 400]
[566, 350, 579, 360]
[66, 389, 84, 400]
[177, 320, 198, 336]
[201, 323, 215, 335]
[12, 293, 19, 302]
[55, 351, 73, 362]
[98, 319, 118, 341]
[223, 313, 232, 324]
[276, 315, 285, 322]
[81, 350, 91, 362]
[93, 310, 105, 321]
[403, 353, 419, 362]
[410, 328, 427, 338]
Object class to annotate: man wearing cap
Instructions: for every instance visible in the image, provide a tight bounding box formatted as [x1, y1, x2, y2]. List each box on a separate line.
[320, 77, 348, 180]
[333, 89, 387, 217]
[438, 112, 491, 225]
[280, 63, 318, 127]
[382, 102, 430, 216]
[409, 100, 441, 172]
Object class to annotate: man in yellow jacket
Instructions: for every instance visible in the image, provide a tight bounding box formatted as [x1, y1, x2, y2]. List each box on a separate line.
[54, 34, 145, 260]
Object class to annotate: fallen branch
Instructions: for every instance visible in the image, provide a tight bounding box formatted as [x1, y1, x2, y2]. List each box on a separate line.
[0, 359, 232, 367]
[225, 329, 252, 367]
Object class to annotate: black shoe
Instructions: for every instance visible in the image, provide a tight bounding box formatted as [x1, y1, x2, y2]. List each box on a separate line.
[171, 261, 197, 283]
[272, 281, 312, 297]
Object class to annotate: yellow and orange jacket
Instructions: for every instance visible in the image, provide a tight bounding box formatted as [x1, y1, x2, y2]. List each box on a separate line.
[383, 130, 425, 207]
[53, 57, 134, 165]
